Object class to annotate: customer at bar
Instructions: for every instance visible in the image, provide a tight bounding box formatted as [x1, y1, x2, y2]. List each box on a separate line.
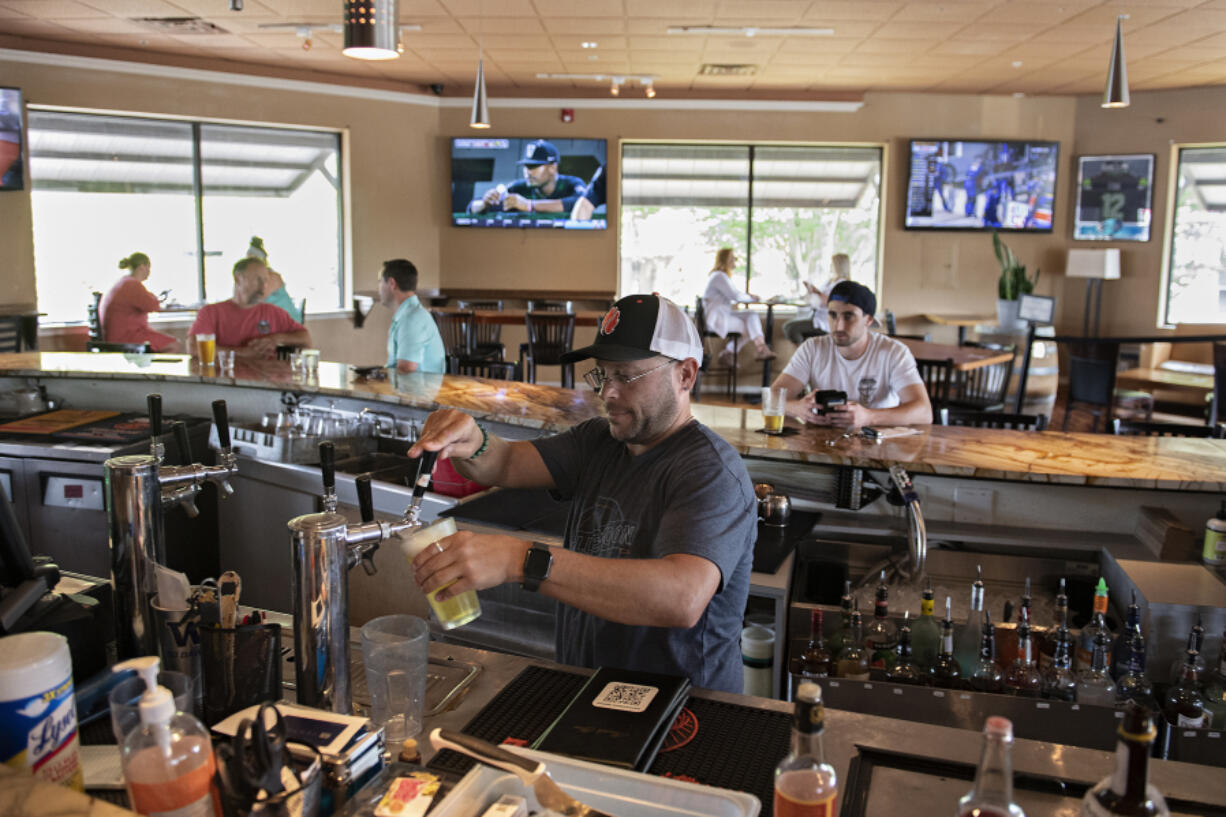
[781, 252, 850, 345]
[188, 257, 309, 359]
[407, 294, 756, 693]
[772, 280, 932, 428]
[378, 258, 446, 375]
[100, 252, 180, 352]
[246, 236, 302, 323]
[702, 247, 775, 363]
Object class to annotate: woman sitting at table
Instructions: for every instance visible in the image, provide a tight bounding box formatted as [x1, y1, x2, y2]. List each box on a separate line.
[782, 252, 850, 345]
[245, 236, 302, 323]
[100, 252, 179, 352]
[702, 247, 775, 364]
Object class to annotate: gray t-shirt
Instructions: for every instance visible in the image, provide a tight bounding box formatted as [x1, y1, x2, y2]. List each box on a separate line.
[531, 417, 756, 693]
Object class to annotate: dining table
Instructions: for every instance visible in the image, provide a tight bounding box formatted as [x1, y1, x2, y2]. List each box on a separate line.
[898, 338, 1015, 371]
[923, 312, 997, 345]
[1115, 367, 1215, 400]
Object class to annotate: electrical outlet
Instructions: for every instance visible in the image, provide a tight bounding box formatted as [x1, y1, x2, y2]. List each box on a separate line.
[954, 486, 995, 525]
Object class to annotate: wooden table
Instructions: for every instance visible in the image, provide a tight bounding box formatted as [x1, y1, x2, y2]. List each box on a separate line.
[431, 306, 605, 327]
[1116, 367, 1214, 400]
[899, 338, 1014, 372]
[923, 312, 996, 345]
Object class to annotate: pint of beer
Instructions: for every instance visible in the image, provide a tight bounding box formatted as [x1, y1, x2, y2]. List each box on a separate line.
[761, 386, 787, 434]
[401, 518, 482, 629]
[196, 333, 217, 367]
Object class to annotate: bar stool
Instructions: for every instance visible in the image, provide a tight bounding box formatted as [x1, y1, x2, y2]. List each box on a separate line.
[433, 310, 500, 374]
[522, 311, 576, 389]
[457, 299, 505, 361]
[692, 297, 740, 402]
[1061, 341, 1152, 433]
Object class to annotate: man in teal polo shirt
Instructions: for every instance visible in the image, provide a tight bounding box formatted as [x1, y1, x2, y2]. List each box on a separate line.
[378, 258, 446, 374]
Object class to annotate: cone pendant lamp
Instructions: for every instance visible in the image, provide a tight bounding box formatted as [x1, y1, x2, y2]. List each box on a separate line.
[1102, 15, 1130, 108]
[470, 59, 491, 128]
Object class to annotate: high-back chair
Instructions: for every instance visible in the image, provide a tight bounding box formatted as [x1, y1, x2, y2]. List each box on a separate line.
[949, 345, 1015, 412]
[1061, 341, 1152, 433]
[0, 319, 23, 354]
[940, 407, 1048, 431]
[1112, 418, 1222, 438]
[915, 358, 955, 410]
[450, 358, 521, 381]
[522, 311, 576, 389]
[692, 296, 739, 401]
[457, 300, 504, 361]
[1210, 341, 1226, 427]
[88, 291, 104, 341]
[527, 300, 573, 313]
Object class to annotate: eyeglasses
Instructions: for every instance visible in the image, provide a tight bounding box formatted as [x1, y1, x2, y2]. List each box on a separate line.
[583, 359, 675, 392]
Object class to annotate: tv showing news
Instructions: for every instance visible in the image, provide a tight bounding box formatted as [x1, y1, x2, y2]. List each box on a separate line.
[0, 87, 24, 192]
[451, 137, 607, 230]
[905, 139, 1059, 231]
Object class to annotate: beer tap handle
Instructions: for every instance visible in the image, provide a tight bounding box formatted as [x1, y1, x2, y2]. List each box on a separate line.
[356, 474, 374, 523]
[319, 441, 335, 496]
[172, 421, 193, 466]
[147, 394, 163, 438]
[412, 451, 438, 503]
[211, 400, 231, 451]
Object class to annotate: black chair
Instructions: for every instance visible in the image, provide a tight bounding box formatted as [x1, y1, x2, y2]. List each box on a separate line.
[948, 345, 1015, 412]
[87, 291, 104, 341]
[916, 358, 955, 409]
[527, 300, 573, 313]
[799, 328, 827, 341]
[0, 319, 21, 354]
[884, 309, 931, 341]
[1112, 418, 1222, 438]
[457, 300, 505, 361]
[940, 407, 1048, 431]
[1061, 341, 1153, 433]
[450, 358, 521, 381]
[433, 310, 501, 374]
[522, 311, 576, 389]
[1210, 341, 1226, 427]
[692, 297, 740, 402]
[87, 341, 151, 353]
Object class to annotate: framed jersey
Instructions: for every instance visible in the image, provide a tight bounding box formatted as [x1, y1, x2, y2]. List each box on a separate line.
[1074, 154, 1155, 241]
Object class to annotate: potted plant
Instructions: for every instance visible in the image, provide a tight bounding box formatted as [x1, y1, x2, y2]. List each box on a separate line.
[992, 231, 1040, 332]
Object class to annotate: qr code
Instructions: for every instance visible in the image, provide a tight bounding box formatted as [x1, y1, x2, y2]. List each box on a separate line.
[592, 682, 658, 713]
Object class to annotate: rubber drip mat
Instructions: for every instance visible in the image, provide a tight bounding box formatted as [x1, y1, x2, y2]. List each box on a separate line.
[648, 697, 791, 817]
[427, 665, 587, 778]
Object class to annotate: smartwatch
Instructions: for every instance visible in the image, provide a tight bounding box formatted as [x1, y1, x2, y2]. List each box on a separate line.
[521, 544, 553, 592]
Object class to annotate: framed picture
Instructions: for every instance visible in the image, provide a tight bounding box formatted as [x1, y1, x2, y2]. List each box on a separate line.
[1073, 154, 1155, 241]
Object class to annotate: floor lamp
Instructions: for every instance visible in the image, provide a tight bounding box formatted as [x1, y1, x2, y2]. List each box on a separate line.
[1066, 249, 1120, 337]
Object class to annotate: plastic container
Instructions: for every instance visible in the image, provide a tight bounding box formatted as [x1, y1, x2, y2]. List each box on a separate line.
[741, 624, 775, 699]
[0, 631, 83, 791]
[1202, 500, 1226, 566]
[429, 747, 759, 817]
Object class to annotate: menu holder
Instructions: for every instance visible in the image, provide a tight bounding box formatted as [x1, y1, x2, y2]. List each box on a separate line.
[532, 666, 691, 772]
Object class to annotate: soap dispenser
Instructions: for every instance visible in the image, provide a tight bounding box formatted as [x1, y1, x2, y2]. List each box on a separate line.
[118, 656, 217, 817]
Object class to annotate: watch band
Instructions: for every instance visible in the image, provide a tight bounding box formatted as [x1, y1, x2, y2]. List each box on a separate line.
[522, 544, 553, 592]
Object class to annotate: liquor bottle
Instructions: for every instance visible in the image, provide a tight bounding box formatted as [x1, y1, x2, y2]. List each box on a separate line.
[1042, 624, 1077, 701]
[1081, 700, 1170, 817]
[1001, 578, 1034, 668]
[774, 681, 838, 817]
[1038, 578, 1069, 672]
[1076, 628, 1117, 707]
[793, 609, 832, 687]
[911, 577, 942, 673]
[956, 716, 1026, 817]
[887, 612, 923, 685]
[1163, 648, 1208, 729]
[829, 580, 855, 660]
[954, 565, 987, 673]
[1004, 620, 1042, 697]
[865, 571, 898, 678]
[835, 603, 869, 681]
[1077, 578, 1112, 670]
[970, 610, 1004, 694]
[1167, 621, 1206, 686]
[1202, 630, 1226, 729]
[1116, 633, 1157, 714]
[1112, 592, 1143, 681]
[929, 596, 963, 689]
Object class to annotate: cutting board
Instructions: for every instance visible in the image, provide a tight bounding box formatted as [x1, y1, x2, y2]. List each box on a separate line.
[0, 409, 120, 435]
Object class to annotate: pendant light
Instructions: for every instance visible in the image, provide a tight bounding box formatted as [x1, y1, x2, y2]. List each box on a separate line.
[343, 0, 400, 61]
[470, 55, 490, 128]
[1102, 14, 1130, 109]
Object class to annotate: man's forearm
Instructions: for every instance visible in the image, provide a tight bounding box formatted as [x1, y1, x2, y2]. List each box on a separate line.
[276, 330, 311, 346]
[449, 432, 515, 485]
[865, 399, 933, 426]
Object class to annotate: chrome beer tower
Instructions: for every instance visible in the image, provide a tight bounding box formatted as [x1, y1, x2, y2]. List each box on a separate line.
[288, 443, 436, 714]
[107, 394, 239, 658]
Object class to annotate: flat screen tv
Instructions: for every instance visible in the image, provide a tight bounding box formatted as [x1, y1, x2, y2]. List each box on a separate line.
[451, 136, 607, 230]
[0, 87, 24, 192]
[905, 139, 1059, 232]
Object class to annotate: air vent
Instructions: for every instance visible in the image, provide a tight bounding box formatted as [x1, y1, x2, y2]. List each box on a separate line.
[132, 17, 229, 34]
[698, 63, 758, 76]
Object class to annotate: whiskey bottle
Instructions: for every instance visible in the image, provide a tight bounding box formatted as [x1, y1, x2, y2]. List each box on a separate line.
[970, 610, 1004, 694]
[1163, 648, 1208, 729]
[1004, 620, 1042, 697]
[774, 681, 838, 817]
[865, 571, 898, 677]
[929, 596, 963, 689]
[793, 609, 832, 686]
[1166, 621, 1206, 687]
[887, 612, 923, 685]
[1081, 700, 1170, 816]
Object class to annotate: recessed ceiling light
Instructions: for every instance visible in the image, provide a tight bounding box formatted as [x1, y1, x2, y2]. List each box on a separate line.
[581, 41, 597, 48]
[667, 25, 833, 37]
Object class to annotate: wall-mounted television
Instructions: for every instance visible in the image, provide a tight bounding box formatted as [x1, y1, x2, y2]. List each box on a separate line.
[451, 137, 607, 230]
[0, 87, 24, 192]
[905, 139, 1059, 232]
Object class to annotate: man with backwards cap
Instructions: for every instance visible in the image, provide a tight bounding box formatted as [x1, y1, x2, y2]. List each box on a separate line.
[772, 280, 932, 428]
[408, 294, 756, 693]
[468, 139, 588, 217]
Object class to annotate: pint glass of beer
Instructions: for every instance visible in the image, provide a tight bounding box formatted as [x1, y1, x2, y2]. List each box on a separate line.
[401, 518, 482, 629]
[196, 333, 217, 367]
[761, 386, 787, 434]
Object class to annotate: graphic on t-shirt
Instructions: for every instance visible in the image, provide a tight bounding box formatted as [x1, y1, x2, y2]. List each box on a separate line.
[257, 319, 271, 335]
[858, 377, 878, 406]
[573, 497, 638, 558]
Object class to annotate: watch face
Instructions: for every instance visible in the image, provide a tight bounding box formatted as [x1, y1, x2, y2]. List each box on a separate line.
[525, 546, 552, 579]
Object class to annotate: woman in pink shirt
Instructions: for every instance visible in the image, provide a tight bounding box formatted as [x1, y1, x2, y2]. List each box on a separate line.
[100, 252, 179, 352]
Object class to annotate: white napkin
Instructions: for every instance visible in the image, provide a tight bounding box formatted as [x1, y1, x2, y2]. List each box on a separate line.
[153, 563, 191, 611]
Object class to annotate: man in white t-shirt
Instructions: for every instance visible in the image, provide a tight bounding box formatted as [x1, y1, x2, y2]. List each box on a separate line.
[772, 281, 932, 429]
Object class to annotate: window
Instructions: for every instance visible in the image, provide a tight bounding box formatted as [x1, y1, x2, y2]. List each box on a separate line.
[1166, 146, 1226, 325]
[27, 110, 343, 325]
[619, 143, 882, 306]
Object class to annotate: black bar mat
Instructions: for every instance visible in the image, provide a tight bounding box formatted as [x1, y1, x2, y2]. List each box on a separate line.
[427, 665, 588, 778]
[649, 697, 791, 817]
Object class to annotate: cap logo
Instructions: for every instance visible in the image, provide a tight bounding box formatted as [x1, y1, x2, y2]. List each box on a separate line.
[525, 144, 534, 159]
[600, 307, 621, 335]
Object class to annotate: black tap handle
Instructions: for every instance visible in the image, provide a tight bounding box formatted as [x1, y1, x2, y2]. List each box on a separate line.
[319, 441, 335, 495]
[147, 394, 163, 438]
[356, 475, 374, 523]
[413, 450, 438, 498]
[172, 421, 193, 466]
[211, 400, 231, 449]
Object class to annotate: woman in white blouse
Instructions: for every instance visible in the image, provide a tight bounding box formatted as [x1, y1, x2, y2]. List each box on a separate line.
[701, 248, 775, 364]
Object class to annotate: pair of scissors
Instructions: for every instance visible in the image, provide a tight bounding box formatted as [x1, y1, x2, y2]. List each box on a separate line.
[233, 703, 287, 799]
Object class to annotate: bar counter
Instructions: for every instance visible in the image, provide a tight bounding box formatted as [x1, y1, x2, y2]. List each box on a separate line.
[2, 351, 1224, 492]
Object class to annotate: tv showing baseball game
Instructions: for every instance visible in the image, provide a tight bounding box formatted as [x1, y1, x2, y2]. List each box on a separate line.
[451, 136, 607, 230]
[0, 87, 24, 192]
[904, 139, 1059, 232]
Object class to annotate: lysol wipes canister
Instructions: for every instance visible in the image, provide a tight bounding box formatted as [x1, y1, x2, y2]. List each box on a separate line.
[0, 631, 83, 790]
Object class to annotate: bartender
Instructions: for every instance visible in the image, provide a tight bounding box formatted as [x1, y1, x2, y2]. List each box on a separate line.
[407, 294, 756, 693]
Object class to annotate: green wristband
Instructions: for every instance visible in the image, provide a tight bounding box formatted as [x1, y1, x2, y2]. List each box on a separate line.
[469, 424, 489, 459]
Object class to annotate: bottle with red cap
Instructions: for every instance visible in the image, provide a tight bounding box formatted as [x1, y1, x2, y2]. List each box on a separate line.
[956, 716, 1026, 817]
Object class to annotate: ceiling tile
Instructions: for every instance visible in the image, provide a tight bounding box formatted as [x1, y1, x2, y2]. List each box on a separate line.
[455, 15, 544, 34]
[871, 20, 959, 39]
[0, 0, 108, 18]
[533, 0, 625, 17]
[852, 37, 938, 54]
[436, 0, 537, 15]
[541, 18, 627, 35]
[890, 1, 1000, 22]
[624, 0, 716, 17]
[714, 0, 811, 19]
[803, 2, 901, 22]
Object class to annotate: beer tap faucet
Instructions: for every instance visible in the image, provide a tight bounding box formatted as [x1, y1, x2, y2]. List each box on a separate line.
[289, 445, 437, 713]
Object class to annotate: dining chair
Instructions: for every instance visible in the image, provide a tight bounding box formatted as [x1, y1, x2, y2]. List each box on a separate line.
[1061, 341, 1153, 433]
[940, 407, 1048, 431]
[449, 358, 521, 381]
[947, 345, 1015, 412]
[1210, 341, 1226, 427]
[1111, 418, 1222, 438]
[87, 291, 104, 341]
[457, 300, 505, 361]
[692, 296, 740, 402]
[915, 358, 955, 409]
[522, 311, 576, 389]
[884, 309, 930, 341]
[0, 319, 25, 353]
[527, 300, 573, 313]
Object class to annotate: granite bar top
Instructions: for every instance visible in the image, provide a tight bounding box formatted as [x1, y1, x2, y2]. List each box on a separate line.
[3, 352, 1225, 491]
